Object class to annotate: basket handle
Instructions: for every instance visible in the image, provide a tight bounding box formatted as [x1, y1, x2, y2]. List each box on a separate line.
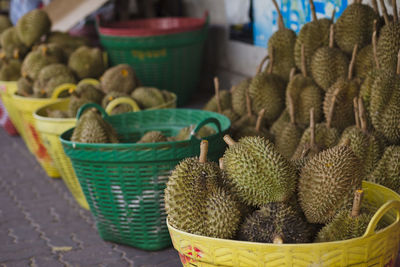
[105, 97, 141, 114]
[77, 78, 100, 87]
[190, 117, 222, 140]
[76, 103, 109, 120]
[51, 83, 76, 99]
[363, 200, 400, 237]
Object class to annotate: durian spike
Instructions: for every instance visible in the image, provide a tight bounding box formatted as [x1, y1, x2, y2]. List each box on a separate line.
[329, 24, 334, 48]
[245, 88, 252, 117]
[393, 0, 398, 23]
[271, 0, 285, 30]
[289, 68, 296, 81]
[326, 87, 341, 129]
[372, 31, 380, 69]
[348, 44, 358, 80]
[358, 98, 368, 133]
[219, 158, 224, 170]
[287, 94, 296, 124]
[256, 54, 269, 75]
[214, 77, 222, 113]
[353, 97, 360, 129]
[268, 48, 274, 74]
[309, 108, 316, 148]
[397, 49, 400, 75]
[371, 0, 379, 14]
[199, 140, 209, 163]
[378, 0, 389, 25]
[273, 235, 283, 244]
[255, 109, 265, 132]
[309, 0, 317, 21]
[351, 190, 364, 217]
[301, 44, 307, 77]
[223, 135, 237, 146]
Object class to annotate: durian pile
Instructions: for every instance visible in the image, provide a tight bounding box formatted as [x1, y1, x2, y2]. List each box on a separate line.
[166, 0, 400, 244]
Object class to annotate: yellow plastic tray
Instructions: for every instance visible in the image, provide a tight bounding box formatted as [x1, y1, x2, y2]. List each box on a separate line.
[0, 81, 24, 136]
[168, 181, 400, 267]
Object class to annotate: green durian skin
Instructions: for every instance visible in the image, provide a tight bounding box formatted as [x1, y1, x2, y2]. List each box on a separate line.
[16, 9, 51, 47]
[21, 50, 62, 80]
[131, 87, 165, 109]
[46, 31, 89, 58]
[223, 136, 297, 206]
[0, 15, 12, 34]
[334, 3, 378, 55]
[275, 122, 303, 159]
[36, 43, 66, 63]
[367, 146, 400, 194]
[68, 97, 92, 118]
[355, 44, 373, 82]
[231, 78, 250, 116]
[174, 125, 216, 141]
[294, 18, 331, 74]
[248, 72, 286, 125]
[36, 63, 76, 96]
[100, 64, 138, 94]
[47, 109, 69, 118]
[310, 47, 349, 91]
[0, 59, 21, 81]
[239, 202, 313, 244]
[16, 77, 33, 96]
[268, 28, 297, 82]
[137, 131, 168, 143]
[221, 108, 240, 123]
[298, 145, 363, 224]
[203, 90, 232, 112]
[74, 83, 104, 104]
[233, 126, 272, 141]
[1, 27, 28, 59]
[270, 109, 290, 140]
[68, 46, 105, 79]
[359, 68, 381, 113]
[377, 22, 400, 73]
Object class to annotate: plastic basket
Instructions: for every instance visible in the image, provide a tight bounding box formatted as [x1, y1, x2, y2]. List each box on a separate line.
[168, 181, 400, 267]
[11, 86, 70, 178]
[0, 97, 18, 136]
[0, 81, 22, 135]
[97, 15, 208, 106]
[60, 104, 230, 250]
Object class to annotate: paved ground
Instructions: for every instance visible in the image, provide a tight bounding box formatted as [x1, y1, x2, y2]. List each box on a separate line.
[0, 129, 182, 267]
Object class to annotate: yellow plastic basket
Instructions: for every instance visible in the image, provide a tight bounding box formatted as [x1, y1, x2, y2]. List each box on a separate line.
[168, 181, 400, 267]
[0, 81, 24, 135]
[11, 86, 70, 178]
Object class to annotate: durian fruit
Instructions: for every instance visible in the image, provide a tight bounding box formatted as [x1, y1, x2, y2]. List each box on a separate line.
[376, 0, 400, 73]
[68, 46, 105, 79]
[46, 109, 69, 118]
[21, 47, 62, 80]
[71, 108, 119, 143]
[16, 77, 33, 97]
[239, 202, 313, 244]
[234, 109, 272, 140]
[0, 27, 28, 59]
[71, 83, 104, 104]
[0, 58, 21, 81]
[270, 109, 290, 139]
[355, 21, 378, 82]
[36, 43, 66, 63]
[0, 15, 12, 36]
[275, 94, 303, 159]
[369, 50, 400, 144]
[248, 51, 286, 125]
[334, 0, 378, 55]
[231, 89, 258, 131]
[68, 97, 92, 118]
[16, 9, 51, 47]
[323, 45, 360, 132]
[100, 64, 139, 94]
[338, 98, 383, 176]
[267, 0, 296, 82]
[298, 141, 363, 224]
[174, 124, 216, 141]
[222, 135, 297, 206]
[316, 190, 373, 242]
[165, 140, 242, 238]
[231, 78, 251, 116]
[367, 146, 400, 194]
[203, 77, 232, 112]
[46, 31, 89, 56]
[209, 77, 239, 123]
[35, 64, 76, 96]
[101, 91, 132, 115]
[137, 131, 168, 143]
[131, 87, 165, 109]
[294, 0, 332, 74]
[310, 25, 349, 91]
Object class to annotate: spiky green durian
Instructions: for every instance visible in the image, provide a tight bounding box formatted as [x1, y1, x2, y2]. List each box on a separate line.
[137, 131, 168, 143]
[174, 125, 216, 141]
[231, 78, 251, 116]
[68, 46, 105, 79]
[234, 109, 272, 140]
[239, 202, 313, 244]
[0, 15, 12, 34]
[100, 64, 139, 94]
[72, 83, 104, 104]
[355, 44, 373, 81]
[46, 109, 69, 118]
[270, 109, 290, 139]
[0, 27, 28, 59]
[311, 25, 349, 91]
[203, 77, 232, 112]
[21, 48, 62, 80]
[222, 135, 297, 206]
[367, 146, 400, 194]
[36, 43, 66, 63]
[298, 142, 363, 224]
[131, 86, 165, 109]
[101, 91, 132, 114]
[16, 9, 51, 47]
[0, 58, 21, 81]
[68, 97, 92, 118]
[46, 31, 89, 57]
[35, 64, 76, 96]
[16, 77, 32, 97]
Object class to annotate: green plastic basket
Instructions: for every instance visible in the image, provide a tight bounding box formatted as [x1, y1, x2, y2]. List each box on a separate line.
[97, 19, 208, 106]
[60, 104, 230, 250]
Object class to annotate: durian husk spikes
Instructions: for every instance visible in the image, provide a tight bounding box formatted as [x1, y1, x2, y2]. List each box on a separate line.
[358, 97, 368, 133]
[351, 190, 364, 217]
[309, 0, 317, 21]
[271, 0, 285, 30]
[273, 235, 284, 244]
[223, 135, 237, 147]
[353, 97, 361, 129]
[199, 140, 209, 163]
[397, 49, 400, 75]
[372, 30, 380, 69]
[214, 77, 222, 113]
[255, 108, 266, 132]
[378, 0, 390, 25]
[301, 44, 307, 77]
[348, 44, 358, 80]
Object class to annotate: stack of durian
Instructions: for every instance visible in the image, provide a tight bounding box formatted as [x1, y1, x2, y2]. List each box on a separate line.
[168, 0, 400, 243]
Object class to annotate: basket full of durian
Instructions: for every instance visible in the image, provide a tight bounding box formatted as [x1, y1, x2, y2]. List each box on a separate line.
[59, 103, 230, 250]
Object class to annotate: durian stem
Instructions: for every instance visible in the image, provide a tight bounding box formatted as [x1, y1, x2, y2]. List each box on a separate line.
[397, 50, 400, 75]
[219, 158, 224, 170]
[271, 0, 285, 30]
[310, 108, 316, 148]
[223, 135, 237, 146]
[309, 0, 317, 21]
[301, 44, 307, 77]
[351, 190, 364, 217]
[353, 97, 360, 129]
[358, 98, 368, 133]
[371, 0, 379, 14]
[329, 24, 334, 48]
[199, 140, 209, 163]
[287, 94, 296, 124]
[372, 31, 380, 69]
[327, 87, 341, 129]
[268, 48, 274, 74]
[246, 89, 252, 118]
[255, 109, 265, 132]
[393, 0, 398, 23]
[256, 54, 269, 75]
[378, 0, 390, 25]
[214, 77, 222, 113]
[348, 45, 358, 80]
[289, 68, 296, 81]
[273, 235, 283, 244]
